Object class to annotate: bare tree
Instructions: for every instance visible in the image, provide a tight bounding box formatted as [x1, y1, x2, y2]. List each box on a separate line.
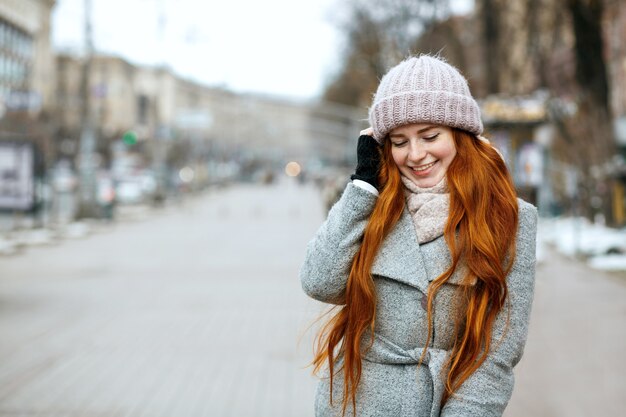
[477, 0, 501, 94]
[563, 0, 616, 222]
[322, 0, 449, 107]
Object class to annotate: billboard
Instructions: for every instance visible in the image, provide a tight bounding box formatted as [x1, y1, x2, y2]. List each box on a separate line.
[0, 141, 35, 210]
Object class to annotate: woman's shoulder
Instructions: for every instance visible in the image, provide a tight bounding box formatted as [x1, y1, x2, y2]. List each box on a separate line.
[517, 198, 538, 230]
[514, 198, 538, 266]
[517, 198, 538, 236]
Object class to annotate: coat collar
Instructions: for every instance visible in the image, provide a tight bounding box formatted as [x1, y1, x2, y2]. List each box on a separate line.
[370, 207, 431, 293]
[370, 207, 474, 292]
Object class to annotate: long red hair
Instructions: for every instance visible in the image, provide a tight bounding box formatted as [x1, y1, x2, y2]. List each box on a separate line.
[312, 129, 519, 415]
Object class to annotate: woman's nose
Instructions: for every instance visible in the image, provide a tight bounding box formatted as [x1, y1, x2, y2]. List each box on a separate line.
[408, 142, 426, 161]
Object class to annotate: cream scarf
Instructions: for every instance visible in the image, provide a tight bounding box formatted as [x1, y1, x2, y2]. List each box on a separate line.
[400, 175, 450, 244]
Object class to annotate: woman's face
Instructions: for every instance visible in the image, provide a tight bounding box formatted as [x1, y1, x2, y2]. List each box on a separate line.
[389, 123, 457, 188]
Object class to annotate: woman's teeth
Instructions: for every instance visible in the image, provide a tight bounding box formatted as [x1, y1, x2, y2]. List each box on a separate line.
[412, 161, 436, 172]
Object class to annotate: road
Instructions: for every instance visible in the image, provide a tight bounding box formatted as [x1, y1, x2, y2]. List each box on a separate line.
[0, 180, 624, 417]
[0, 181, 322, 417]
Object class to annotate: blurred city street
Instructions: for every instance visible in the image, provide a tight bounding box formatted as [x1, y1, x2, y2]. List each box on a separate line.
[0, 180, 624, 417]
[0, 180, 323, 417]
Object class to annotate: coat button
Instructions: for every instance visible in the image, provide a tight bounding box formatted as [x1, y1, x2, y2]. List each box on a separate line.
[420, 293, 428, 310]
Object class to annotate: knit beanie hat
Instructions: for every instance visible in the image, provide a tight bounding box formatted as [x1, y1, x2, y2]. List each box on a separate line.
[368, 55, 483, 143]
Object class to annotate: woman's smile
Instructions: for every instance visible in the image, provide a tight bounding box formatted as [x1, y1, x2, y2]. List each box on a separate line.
[410, 160, 438, 175]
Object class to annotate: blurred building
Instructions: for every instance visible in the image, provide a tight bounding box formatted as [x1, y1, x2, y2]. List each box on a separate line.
[0, 0, 56, 215]
[0, 0, 57, 152]
[480, 92, 549, 206]
[53, 50, 361, 187]
[203, 91, 312, 160]
[307, 101, 365, 165]
[56, 54, 135, 147]
[55, 54, 170, 160]
[0, 0, 56, 119]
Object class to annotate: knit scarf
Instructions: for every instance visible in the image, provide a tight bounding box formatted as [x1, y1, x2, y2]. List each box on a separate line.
[400, 175, 450, 244]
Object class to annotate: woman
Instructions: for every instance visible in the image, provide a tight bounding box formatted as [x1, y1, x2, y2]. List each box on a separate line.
[300, 55, 538, 417]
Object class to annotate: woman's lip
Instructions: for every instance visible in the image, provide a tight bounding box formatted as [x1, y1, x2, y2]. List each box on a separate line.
[410, 161, 437, 175]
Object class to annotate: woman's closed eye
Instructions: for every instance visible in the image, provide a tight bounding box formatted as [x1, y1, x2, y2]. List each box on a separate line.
[391, 140, 408, 147]
[423, 133, 440, 141]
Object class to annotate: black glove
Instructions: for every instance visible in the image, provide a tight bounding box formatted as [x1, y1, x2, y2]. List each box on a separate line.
[350, 135, 381, 190]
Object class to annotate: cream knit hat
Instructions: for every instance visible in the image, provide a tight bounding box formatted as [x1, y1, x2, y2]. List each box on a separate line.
[368, 55, 483, 142]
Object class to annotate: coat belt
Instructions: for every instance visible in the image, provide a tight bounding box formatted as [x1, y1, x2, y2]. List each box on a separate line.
[363, 333, 449, 417]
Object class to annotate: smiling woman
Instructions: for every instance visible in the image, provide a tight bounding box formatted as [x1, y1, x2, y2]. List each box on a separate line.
[300, 55, 538, 417]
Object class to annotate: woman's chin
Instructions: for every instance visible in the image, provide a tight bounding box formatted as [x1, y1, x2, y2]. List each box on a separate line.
[406, 172, 444, 188]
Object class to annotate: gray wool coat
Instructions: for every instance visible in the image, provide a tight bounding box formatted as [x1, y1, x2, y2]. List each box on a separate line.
[300, 183, 538, 417]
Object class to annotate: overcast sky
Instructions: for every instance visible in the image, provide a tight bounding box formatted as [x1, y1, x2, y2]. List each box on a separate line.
[52, 0, 342, 100]
[52, 0, 473, 101]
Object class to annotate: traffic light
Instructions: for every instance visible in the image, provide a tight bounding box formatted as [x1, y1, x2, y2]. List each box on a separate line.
[122, 130, 138, 146]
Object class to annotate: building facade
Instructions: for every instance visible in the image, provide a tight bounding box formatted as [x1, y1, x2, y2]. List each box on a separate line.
[0, 0, 56, 214]
[0, 0, 56, 117]
[54, 51, 357, 173]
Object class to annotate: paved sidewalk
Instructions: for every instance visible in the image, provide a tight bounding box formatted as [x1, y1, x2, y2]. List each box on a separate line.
[0, 202, 165, 256]
[0, 181, 324, 417]
[504, 245, 626, 417]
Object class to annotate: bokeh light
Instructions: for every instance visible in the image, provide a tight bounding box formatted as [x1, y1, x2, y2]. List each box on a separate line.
[179, 166, 195, 183]
[285, 161, 301, 177]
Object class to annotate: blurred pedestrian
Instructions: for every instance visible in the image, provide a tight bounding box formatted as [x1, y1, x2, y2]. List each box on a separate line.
[300, 55, 538, 416]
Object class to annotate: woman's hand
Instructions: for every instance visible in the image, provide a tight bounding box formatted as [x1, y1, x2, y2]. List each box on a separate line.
[350, 128, 381, 190]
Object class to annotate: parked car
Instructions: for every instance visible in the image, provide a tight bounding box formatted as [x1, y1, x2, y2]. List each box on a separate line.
[115, 178, 143, 205]
[113, 170, 159, 205]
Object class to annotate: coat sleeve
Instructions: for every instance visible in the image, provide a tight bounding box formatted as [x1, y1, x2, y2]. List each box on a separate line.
[440, 200, 538, 417]
[300, 182, 378, 304]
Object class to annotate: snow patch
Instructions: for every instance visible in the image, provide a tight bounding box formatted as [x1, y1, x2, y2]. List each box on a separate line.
[539, 217, 626, 271]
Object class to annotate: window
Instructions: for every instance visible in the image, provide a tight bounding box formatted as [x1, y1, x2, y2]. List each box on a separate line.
[138, 94, 149, 124]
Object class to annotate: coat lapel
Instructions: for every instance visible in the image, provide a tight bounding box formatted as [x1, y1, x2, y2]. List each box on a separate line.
[370, 208, 431, 293]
